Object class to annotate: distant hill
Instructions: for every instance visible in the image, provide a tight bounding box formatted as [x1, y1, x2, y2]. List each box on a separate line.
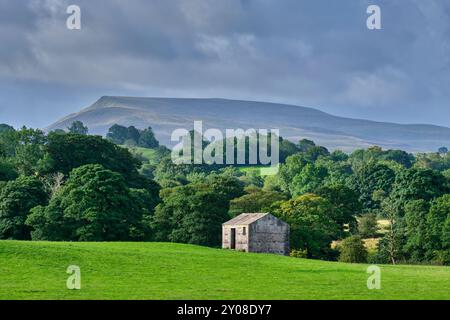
[46, 96, 450, 152]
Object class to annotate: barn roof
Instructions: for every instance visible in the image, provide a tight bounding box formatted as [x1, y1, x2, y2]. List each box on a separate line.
[223, 213, 270, 226]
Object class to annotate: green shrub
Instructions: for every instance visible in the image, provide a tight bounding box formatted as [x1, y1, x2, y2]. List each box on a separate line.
[367, 251, 381, 264]
[432, 250, 450, 266]
[290, 249, 308, 259]
[338, 236, 368, 263]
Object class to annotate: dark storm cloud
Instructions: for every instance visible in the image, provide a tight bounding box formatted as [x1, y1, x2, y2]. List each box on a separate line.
[1, 0, 450, 128]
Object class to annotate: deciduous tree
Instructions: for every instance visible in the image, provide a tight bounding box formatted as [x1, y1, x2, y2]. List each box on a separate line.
[26, 164, 157, 241]
[273, 194, 340, 260]
[67, 121, 88, 135]
[0, 176, 47, 239]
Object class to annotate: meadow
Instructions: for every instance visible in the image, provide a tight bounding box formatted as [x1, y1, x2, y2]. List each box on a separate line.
[1, 241, 449, 300]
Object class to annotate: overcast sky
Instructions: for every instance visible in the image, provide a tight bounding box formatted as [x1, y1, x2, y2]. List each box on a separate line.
[1, 0, 450, 128]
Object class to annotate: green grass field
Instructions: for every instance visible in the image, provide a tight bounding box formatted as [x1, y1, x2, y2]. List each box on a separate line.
[126, 146, 160, 164]
[0, 241, 449, 300]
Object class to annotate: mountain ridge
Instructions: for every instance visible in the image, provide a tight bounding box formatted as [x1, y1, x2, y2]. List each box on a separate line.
[47, 96, 450, 152]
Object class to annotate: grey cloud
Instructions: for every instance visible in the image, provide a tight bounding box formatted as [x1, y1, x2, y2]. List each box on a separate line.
[1, 0, 450, 128]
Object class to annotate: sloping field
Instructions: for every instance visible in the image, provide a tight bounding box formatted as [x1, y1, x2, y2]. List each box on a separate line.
[0, 241, 448, 300]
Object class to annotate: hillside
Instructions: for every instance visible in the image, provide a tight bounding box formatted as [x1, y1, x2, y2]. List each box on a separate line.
[1, 241, 449, 300]
[46, 97, 450, 152]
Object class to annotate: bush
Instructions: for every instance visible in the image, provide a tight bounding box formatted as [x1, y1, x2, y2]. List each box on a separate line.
[290, 249, 308, 259]
[338, 236, 368, 263]
[367, 251, 381, 264]
[432, 250, 450, 266]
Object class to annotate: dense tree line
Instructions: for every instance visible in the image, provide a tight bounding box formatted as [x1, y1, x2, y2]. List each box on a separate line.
[148, 133, 449, 264]
[106, 124, 159, 148]
[0, 123, 160, 242]
[0, 121, 449, 265]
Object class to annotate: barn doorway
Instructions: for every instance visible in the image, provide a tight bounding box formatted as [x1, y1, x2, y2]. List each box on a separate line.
[230, 228, 236, 249]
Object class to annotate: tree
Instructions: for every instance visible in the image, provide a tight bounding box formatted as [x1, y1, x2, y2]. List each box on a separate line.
[45, 133, 143, 186]
[279, 137, 300, 163]
[304, 146, 330, 162]
[41, 172, 65, 198]
[438, 147, 448, 155]
[279, 153, 309, 193]
[378, 199, 404, 265]
[230, 186, 287, 217]
[279, 154, 329, 196]
[338, 236, 368, 263]
[414, 153, 450, 171]
[0, 176, 47, 240]
[390, 168, 449, 205]
[316, 183, 361, 234]
[290, 163, 328, 196]
[403, 200, 429, 262]
[0, 125, 17, 157]
[350, 147, 413, 168]
[51, 129, 66, 135]
[263, 174, 283, 192]
[127, 188, 159, 240]
[0, 159, 18, 182]
[138, 127, 159, 148]
[377, 168, 450, 262]
[349, 147, 382, 165]
[106, 124, 159, 148]
[153, 182, 230, 247]
[153, 174, 239, 246]
[26, 164, 157, 241]
[330, 150, 349, 162]
[0, 124, 14, 134]
[297, 139, 316, 152]
[358, 213, 378, 238]
[67, 121, 88, 135]
[426, 194, 450, 263]
[153, 157, 189, 184]
[206, 174, 245, 202]
[239, 169, 264, 187]
[441, 218, 450, 264]
[13, 127, 50, 176]
[127, 126, 141, 145]
[348, 161, 396, 210]
[153, 153, 215, 185]
[106, 124, 129, 144]
[443, 169, 450, 180]
[382, 150, 414, 168]
[316, 158, 353, 185]
[273, 194, 340, 260]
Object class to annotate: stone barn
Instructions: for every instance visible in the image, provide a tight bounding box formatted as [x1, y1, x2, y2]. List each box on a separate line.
[222, 213, 290, 256]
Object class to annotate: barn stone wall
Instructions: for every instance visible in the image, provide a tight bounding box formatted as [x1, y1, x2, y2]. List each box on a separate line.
[222, 225, 249, 251]
[248, 215, 290, 255]
[222, 214, 290, 256]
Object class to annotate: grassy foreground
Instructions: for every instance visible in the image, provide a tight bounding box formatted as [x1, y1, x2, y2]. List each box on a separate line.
[0, 241, 449, 300]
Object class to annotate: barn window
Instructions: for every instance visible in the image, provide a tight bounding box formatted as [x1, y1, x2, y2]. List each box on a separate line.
[243, 227, 246, 235]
